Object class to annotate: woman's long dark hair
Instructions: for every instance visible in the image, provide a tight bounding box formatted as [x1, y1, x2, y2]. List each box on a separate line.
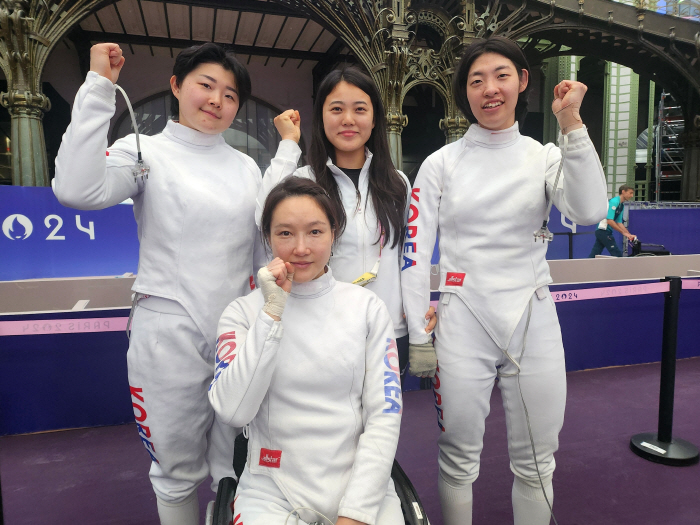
[308, 66, 407, 249]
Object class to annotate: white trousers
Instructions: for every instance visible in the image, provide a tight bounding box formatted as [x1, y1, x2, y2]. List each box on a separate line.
[127, 297, 238, 504]
[433, 290, 566, 487]
[233, 469, 404, 525]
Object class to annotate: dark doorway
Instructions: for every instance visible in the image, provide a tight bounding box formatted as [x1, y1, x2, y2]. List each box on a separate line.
[402, 84, 445, 184]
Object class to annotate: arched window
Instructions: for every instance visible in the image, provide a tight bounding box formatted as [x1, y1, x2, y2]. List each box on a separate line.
[112, 91, 294, 172]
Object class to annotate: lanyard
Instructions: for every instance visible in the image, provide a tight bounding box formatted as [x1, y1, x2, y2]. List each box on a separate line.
[351, 228, 384, 287]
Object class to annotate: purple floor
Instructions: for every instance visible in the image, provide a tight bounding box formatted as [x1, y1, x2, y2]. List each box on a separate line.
[1, 357, 699, 524]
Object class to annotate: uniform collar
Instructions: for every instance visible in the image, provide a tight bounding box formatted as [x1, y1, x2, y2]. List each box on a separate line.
[290, 267, 335, 298]
[326, 147, 373, 178]
[464, 122, 520, 148]
[162, 120, 223, 148]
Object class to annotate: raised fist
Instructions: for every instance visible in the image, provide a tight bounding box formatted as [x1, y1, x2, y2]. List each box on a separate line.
[90, 43, 125, 84]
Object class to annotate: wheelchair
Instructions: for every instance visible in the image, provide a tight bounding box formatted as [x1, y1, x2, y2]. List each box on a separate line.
[206, 434, 429, 525]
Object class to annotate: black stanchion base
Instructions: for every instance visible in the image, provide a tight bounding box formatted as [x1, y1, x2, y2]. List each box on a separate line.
[630, 433, 700, 466]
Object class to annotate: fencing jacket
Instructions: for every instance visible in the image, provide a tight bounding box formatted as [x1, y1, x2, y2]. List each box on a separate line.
[401, 123, 608, 350]
[255, 140, 411, 337]
[208, 269, 402, 525]
[54, 72, 265, 349]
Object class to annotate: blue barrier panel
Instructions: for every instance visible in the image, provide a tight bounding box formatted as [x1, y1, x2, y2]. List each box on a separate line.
[547, 206, 605, 259]
[0, 309, 133, 435]
[629, 208, 700, 255]
[0, 186, 139, 281]
[551, 280, 700, 372]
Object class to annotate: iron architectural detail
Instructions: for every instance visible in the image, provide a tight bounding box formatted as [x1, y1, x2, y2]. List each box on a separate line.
[469, 0, 700, 117]
[0, 0, 104, 186]
[469, 0, 700, 200]
[271, 0, 472, 165]
[2, 0, 699, 195]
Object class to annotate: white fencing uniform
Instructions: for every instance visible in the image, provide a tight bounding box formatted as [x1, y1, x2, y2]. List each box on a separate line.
[208, 269, 403, 525]
[54, 72, 266, 506]
[255, 140, 410, 338]
[401, 123, 607, 524]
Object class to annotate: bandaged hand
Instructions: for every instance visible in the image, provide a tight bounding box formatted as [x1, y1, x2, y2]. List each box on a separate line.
[258, 258, 294, 320]
[552, 80, 586, 134]
[408, 341, 437, 378]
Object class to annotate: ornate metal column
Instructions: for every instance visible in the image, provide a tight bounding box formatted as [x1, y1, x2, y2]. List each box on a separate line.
[0, 0, 103, 186]
[0, 2, 50, 185]
[439, 115, 468, 143]
[386, 111, 408, 168]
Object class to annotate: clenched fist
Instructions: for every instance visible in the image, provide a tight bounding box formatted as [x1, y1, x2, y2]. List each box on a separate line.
[274, 109, 301, 143]
[90, 43, 125, 84]
[258, 257, 295, 321]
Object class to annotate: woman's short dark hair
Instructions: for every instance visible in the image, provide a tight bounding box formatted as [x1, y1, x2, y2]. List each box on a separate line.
[171, 43, 252, 118]
[308, 65, 407, 249]
[453, 36, 532, 127]
[260, 177, 346, 250]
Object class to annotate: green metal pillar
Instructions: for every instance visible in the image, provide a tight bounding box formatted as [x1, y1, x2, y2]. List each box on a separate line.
[387, 112, 408, 171]
[439, 116, 468, 144]
[643, 80, 656, 201]
[602, 62, 639, 198]
[0, 0, 105, 186]
[1, 91, 50, 186]
[542, 57, 573, 144]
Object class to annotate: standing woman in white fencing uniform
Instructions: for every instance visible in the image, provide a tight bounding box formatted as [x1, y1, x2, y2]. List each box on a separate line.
[53, 43, 265, 525]
[209, 176, 404, 525]
[256, 66, 423, 376]
[401, 36, 607, 524]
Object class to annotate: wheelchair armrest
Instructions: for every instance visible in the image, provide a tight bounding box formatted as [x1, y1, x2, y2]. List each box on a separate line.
[211, 476, 238, 525]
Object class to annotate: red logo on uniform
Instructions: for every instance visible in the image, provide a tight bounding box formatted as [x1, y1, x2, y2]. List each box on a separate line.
[249, 275, 255, 290]
[259, 448, 281, 468]
[445, 272, 466, 286]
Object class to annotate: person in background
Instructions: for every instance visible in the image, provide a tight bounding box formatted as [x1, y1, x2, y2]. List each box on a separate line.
[589, 184, 636, 257]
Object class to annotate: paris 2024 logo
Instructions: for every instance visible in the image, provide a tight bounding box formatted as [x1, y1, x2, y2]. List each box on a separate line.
[2, 214, 33, 240]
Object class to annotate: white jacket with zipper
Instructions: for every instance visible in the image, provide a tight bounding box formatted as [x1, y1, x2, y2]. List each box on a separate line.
[255, 139, 411, 337]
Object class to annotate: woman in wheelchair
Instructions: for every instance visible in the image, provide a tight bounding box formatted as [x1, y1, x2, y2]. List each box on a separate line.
[208, 177, 404, 525]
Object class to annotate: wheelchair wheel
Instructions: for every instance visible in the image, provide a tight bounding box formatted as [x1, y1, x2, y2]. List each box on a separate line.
[211, 476, 238, 525]
[392, 460, 429, 525]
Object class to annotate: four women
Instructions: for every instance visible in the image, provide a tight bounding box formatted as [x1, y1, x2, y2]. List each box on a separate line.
[57, 34, 608, 525]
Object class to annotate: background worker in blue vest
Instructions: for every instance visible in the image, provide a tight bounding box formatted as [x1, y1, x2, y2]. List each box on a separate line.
[589, 184, 636, 257]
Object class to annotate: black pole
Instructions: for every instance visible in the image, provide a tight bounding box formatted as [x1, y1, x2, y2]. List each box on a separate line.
[658, 276, 680, 442]
[568, 232, 573, 260]
[0, 466, 4, 525]
[630, 276, 699, 466]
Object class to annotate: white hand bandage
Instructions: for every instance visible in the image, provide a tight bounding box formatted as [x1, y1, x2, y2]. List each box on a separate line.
[408, 341, 437, 378]
[258, 266, 290, 319]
